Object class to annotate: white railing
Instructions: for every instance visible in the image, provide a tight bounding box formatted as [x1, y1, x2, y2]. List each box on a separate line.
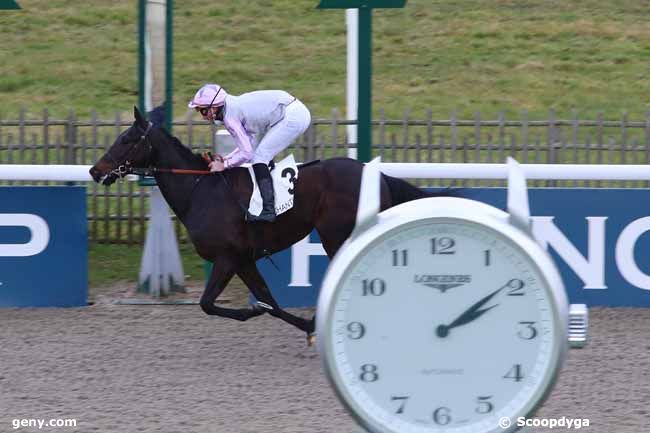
[0, 165, 135, 182]
[2, 163, 650, 182]
[0, 165, 93, 181]
[378, 163, 650, 181]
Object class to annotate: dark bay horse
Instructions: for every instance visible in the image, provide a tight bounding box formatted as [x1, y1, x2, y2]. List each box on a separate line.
[90, 107, 443, 339]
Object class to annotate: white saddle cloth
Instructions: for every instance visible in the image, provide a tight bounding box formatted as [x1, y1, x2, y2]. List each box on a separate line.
[248, 154, 298, 217]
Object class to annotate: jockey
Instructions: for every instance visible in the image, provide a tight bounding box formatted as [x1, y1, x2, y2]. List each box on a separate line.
[188, 84, 311, 223]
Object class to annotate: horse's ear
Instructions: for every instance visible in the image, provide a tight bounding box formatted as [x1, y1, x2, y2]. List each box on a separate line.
[133, 106, 147, 128]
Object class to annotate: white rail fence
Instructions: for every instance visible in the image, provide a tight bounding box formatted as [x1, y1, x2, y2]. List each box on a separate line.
[3, 163, 650, 182]
[2, 163, 650, 245]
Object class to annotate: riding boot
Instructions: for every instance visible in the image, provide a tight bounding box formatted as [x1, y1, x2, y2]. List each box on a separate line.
[248, 163, 276, 223]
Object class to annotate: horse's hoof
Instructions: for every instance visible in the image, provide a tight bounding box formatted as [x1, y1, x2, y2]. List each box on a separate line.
[307, 333, 316, 346]
[254, 301, 274, 312]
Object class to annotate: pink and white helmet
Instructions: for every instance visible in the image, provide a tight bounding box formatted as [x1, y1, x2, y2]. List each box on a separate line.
[187, 84, 228, 108]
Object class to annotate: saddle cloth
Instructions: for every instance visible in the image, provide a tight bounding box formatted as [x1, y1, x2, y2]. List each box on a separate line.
[248, 154, 298, 217]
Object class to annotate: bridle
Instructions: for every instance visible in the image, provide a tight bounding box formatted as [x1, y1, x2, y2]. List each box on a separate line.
[105, 122, 153, 179]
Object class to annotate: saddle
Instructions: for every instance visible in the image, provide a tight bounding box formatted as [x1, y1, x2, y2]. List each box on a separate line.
[247, 154, 299, 218]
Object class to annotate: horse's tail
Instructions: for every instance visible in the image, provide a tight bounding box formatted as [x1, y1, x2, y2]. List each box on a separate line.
[382, 174, 461, 206]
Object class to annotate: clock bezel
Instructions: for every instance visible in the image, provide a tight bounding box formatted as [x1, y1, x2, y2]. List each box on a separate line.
[317, 196, 569, 433]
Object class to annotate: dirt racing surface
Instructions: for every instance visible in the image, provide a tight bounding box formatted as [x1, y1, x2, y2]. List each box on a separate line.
[1, 283, 649, 433]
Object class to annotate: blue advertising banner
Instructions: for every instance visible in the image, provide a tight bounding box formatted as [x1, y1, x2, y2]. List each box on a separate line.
[0, 186, 87, 307]
[257, 230, 328, 308]
[255, 188, 650, 308]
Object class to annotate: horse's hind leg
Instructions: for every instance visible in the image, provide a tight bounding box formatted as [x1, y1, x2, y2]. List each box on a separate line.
[201, 259, 266, 321]
[238, 262, 314, 335]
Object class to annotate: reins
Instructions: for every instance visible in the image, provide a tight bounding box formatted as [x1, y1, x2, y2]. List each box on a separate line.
[129, 151, 217, 177]
[129, 167, 213, 176]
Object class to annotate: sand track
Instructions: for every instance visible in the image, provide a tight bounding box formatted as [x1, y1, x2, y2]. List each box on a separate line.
[1, 287, 648, 433]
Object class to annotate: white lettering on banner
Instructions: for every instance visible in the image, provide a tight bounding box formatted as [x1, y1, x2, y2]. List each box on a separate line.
[532, 216, 607, 290]
[288, 216, 650, 293]
[615, 217, 650, 290]
[289, 235, 327, 287]
[0, 214, 50, 257]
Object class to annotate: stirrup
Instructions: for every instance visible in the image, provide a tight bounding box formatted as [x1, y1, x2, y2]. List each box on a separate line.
[246, 210, 276, 223]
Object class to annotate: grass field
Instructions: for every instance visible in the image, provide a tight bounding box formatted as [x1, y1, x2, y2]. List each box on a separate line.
[88, 243, 206, 288]
[2, 0, 650, 122]
[3, 0, 650, 289]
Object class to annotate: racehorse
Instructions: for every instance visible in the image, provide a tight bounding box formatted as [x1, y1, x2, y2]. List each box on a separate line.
[90, 107, 447, 341]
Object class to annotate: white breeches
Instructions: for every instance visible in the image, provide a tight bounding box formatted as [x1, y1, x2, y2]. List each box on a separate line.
[251, 100, 311, 164]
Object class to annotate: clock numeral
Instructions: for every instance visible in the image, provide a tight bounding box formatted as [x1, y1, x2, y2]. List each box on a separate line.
[505, 278, 525, 296]
[391, 396, 409, 414]
[484, 249, 491, 266]
[431, 237, 456, 255]
[432, 407, 452, 425]
[362, 278, 386, 296]
[391, 249, 408, 266]
[347, 322, 366, 340]
[517, 321, 538, 340]
[475, 395, 493, 414]
[359, 364, 379, 382]
[503, 364, 524, 382]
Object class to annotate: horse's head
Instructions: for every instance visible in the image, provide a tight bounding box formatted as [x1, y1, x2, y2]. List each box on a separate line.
[89, 107, 154, 185]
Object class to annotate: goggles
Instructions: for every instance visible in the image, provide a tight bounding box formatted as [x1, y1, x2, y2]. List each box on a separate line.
[196, 86, 223, 117]
[197, 106, 212, 116]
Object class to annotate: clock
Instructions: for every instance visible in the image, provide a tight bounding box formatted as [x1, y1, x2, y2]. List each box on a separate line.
[316, 158, 587, 433]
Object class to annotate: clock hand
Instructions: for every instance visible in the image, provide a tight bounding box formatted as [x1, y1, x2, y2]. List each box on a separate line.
[436, 286, 504, 338]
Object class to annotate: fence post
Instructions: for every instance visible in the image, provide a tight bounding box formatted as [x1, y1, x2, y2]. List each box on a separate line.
[450, 110, 459, 165]
[497, 111, 505, 163]
[645, 112, 650, 188]
[520, 110, 529, 164]
[569, 109, 579, 187]
[18, 107, 25, 156]
[64, 110, 76, 165]
[621, 111, 628, 164]
[43, 108, 50, 180]
[547, 108, 557, 163]
[596, 112, 604, 188]
[330, 108, 338, 158]
[379, 108, 386, 159]
[474, 111, 481, 164]
[186, 109, 194, 150]
[450, 109, 457, 159]
[402, 109, 410, 162]
[426, 108, 433, 150]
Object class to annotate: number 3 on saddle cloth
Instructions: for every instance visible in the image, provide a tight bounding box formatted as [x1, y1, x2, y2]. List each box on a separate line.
[247, 154, 298, 218]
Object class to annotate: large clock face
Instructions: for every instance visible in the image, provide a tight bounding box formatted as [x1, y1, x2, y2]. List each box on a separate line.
[323, 218, 563, 433]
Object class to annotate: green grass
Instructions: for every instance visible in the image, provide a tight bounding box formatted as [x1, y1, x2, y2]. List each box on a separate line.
[88, 242, 206, 288]
[2, 0, 650, 123]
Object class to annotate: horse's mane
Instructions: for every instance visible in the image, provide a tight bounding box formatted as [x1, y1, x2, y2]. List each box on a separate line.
[157, 127, 209, 168]
[154, 126, 321, 173]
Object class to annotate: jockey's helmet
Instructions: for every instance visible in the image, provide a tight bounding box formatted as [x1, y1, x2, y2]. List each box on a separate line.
[187, 84, 228, 109]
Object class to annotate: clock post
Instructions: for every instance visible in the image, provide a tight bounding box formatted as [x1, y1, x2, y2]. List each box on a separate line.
[317, 0, 406, 163]
[0, 0, 21, 9]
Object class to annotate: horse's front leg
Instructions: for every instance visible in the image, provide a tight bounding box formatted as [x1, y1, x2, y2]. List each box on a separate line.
[201, 259, 266, 321]
[237, 261, 315, 338]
